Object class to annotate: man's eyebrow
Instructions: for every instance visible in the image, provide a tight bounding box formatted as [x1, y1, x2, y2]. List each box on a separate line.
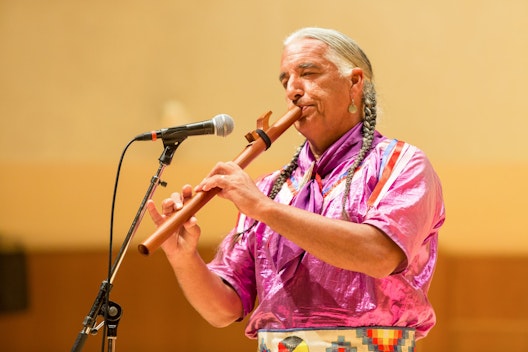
[299, 62, 317, 69]
[278, 62, 319, 82]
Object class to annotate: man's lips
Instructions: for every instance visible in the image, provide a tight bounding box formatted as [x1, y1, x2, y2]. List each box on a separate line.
[295, 106, 311, 123]
[292, 102, 314, 120]
[299, 105, 315, 116]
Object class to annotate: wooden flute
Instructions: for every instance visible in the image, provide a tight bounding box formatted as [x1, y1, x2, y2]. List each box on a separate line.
[138, 105, 302, 256]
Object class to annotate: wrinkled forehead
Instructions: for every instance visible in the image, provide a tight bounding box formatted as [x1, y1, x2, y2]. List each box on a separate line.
[279, 39, 339, 77]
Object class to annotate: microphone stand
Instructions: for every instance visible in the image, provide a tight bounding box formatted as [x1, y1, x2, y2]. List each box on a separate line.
[70, 136, 185, 352]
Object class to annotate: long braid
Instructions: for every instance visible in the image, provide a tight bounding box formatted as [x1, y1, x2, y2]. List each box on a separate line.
[341, 80, 378, 220]
[284, 28, 378, 220]
[268, 143, 304, 200]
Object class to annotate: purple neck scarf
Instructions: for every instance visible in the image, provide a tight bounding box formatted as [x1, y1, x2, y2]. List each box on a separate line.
[274, 122, 384, 279]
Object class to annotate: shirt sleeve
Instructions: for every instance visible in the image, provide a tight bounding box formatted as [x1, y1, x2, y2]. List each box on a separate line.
[362, 148, 445, 273]
[207, 217, 258, 318]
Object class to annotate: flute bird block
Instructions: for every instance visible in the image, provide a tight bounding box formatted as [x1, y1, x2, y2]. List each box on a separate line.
[245, 111, 272, 143]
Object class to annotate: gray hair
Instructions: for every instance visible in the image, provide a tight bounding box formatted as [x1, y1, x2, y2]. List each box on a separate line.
[284, 27, 373, 81]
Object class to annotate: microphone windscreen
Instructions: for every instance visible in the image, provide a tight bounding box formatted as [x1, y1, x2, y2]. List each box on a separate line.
[213, 114, 235, 137]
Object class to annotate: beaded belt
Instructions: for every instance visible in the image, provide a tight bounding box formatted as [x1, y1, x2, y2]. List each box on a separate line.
[257, 327, 415, 352]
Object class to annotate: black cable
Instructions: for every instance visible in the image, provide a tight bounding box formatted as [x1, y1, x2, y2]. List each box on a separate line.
[101, 138, 136, 351]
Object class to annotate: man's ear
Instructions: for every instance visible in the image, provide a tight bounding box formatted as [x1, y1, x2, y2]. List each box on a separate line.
[350, 67, 364, 87]
[349, 67, 364, 103]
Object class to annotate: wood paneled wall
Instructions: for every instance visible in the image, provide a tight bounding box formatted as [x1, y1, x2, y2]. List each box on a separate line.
[0, 248, 527, 351]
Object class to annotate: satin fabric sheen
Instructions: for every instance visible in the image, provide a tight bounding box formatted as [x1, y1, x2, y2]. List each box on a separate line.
[274, 124, 384, 280]
[207, 125, 446, 340]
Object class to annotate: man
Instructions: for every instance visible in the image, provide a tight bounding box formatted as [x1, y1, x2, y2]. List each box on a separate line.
[147, 27, 445, 351]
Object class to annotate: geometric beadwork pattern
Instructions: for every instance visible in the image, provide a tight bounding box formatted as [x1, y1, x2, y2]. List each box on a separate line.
[325, 335, 357, 352]
[358, 328, 415, 352]
[258, 327, 416, 352]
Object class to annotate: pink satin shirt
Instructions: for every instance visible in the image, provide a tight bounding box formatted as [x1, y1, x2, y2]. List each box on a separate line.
[208, 133, 445, 340]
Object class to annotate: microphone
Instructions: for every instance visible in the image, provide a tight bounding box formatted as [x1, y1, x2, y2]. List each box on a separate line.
[134, 114, 235, 141]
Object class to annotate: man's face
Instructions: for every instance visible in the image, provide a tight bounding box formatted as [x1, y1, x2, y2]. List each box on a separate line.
[279, 38, 361, 156]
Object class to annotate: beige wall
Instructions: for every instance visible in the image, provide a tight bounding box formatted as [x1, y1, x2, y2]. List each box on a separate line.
[1, 0, 527, 254]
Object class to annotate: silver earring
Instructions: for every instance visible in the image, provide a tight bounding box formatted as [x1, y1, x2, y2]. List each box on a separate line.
[348, 102, 358, 114]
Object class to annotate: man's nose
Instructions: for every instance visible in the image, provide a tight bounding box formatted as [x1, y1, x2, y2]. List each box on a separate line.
[285, 78, 304, 103]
